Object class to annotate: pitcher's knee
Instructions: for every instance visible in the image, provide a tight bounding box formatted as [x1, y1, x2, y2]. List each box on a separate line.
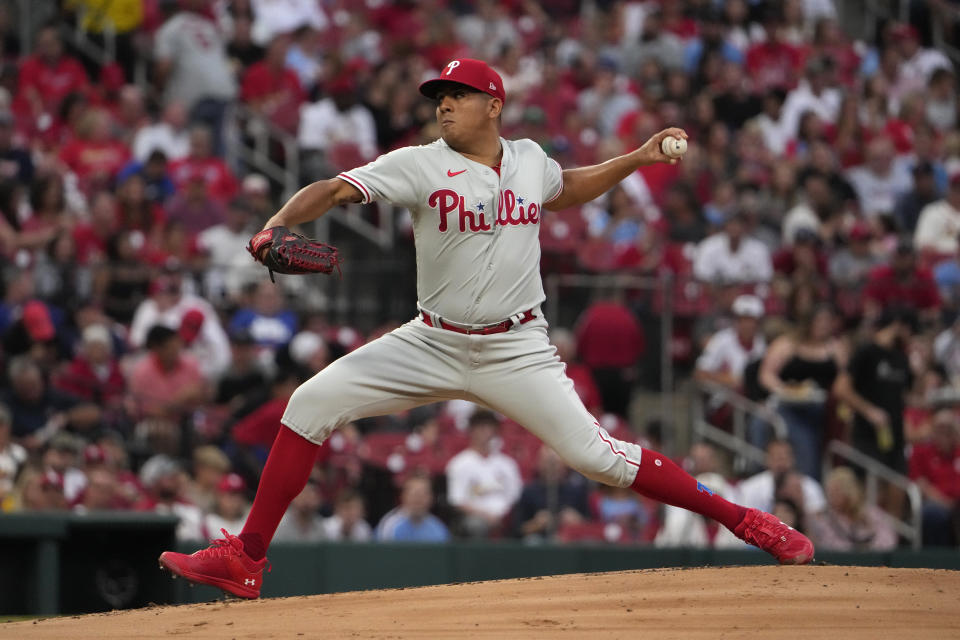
[280, 382, 342, 444]
[562, 430, 644, 488]
[559, 448, 639, 489]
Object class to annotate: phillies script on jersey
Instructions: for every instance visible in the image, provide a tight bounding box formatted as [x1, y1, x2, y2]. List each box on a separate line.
[428, 188, 540, 232]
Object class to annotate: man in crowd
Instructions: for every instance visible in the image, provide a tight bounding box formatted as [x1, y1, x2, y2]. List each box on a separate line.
[445, 410, 522, 538]
[737, 439, 826, 518]
[376, 474, 450, 543]
[908, 408, 960, 547]
[694, 294, 766, 394]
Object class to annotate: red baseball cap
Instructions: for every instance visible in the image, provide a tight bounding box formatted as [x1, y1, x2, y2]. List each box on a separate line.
[217, 473, 247, 493]
[419, 59, 506, 103]
[22, 300, 55, 342]
[179, 308, 205, 344]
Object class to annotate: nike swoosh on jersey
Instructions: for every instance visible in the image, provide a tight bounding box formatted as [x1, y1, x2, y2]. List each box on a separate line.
[447, 169, 467, 177]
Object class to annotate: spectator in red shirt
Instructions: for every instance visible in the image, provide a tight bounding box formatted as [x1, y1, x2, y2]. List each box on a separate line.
[22, 173, 71, 242]
[863, 241, 941, 326]
[909, 408, 960, 547]
[745, 13, 803, 92]
[574, 296, 645, 417]
[240, 34, 306, 134]
[550, 328, 602, 414]
[53, 323, 125, 409]
[59, 107, 131, 196]
[72, 189, 118, 265]
[128, 325, 209, 454]
[14, 22, 89, 123]
[169, 126, 239, 202]
[164, 171, 227, 234]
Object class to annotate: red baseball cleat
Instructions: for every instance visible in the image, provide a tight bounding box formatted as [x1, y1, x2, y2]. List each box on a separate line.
[733, 508, 815, 565]
[158, 529, 269, 599]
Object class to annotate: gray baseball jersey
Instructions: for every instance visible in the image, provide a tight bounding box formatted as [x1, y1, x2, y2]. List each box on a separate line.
[282, 136, 645, 491]
[338, 137, 563, 325]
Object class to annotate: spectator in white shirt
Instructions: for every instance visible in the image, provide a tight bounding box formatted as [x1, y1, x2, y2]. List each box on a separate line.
[846, 136, 913, 218]
[891, 23, 953, 99]
[736, 439, 827, 518]
[695, 294, 767, 392]
[779, 56, 842, 141]
[198, 197, 261, 302]
[925, 68, 957, 133]
[250, 0, 327, 46]
[0, 404, 26, 503]
[322, 488, 373, 542]
[914, 173, 960, 256]
[132, 101, 190, 163]
[299, 80, 377, 180]
[654, 472, 746, 549]
[129, 273, 232, 379]
[446, 410, 523, 538]
[693, 212, 773, 284]
[751, 88, 789, 156]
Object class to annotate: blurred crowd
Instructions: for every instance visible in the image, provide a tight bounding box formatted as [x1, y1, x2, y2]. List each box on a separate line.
[1, 0, 959, 551]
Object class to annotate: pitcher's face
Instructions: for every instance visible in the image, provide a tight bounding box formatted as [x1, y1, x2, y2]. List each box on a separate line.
[435, 84, 500, 148]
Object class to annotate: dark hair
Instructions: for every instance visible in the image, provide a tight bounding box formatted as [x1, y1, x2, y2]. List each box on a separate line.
[0, 179, 21, 230]
[29, 174, 64, 214]
[145, 324, 178, 350]
[766, 438, 793, 453]
[468, 410, 499, 429]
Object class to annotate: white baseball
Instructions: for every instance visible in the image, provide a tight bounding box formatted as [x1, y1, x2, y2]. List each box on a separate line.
[660, 136, 687, 158]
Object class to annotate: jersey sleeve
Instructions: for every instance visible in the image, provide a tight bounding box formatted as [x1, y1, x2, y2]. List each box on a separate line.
[337, 146, 422, 208]
[153, 19, 178, 61]
[542, 155, 564, 205]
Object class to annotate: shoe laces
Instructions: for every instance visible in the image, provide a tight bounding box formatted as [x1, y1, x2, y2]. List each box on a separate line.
[747, 516, 790, 550]
[194, 529, 245, 560]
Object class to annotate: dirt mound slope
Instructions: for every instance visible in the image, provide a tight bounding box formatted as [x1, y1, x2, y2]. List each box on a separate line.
[4, 565, 958, 639]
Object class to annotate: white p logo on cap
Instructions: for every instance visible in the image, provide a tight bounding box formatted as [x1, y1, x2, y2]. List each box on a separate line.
[445, 60, 461, 75]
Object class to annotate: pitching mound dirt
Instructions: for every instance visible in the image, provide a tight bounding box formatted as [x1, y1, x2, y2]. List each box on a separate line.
[4, 565, 959, 639]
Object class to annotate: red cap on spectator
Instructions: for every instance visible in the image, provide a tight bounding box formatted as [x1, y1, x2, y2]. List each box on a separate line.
[100, 63, 125, 91]
[848, 222, 873, 241]
[217, 473, 246, 493]
[949, 171, 960, 188]
[327, 74, 356, 95]
[84, 444, 107, 465]
[41, 469, 64, 491]
[419, 59, 506, 103]
[149, 275, 180, 296]
[22, 300, 55, 342]
[179, 309, 205, 344]
[890, 24, 919, 41]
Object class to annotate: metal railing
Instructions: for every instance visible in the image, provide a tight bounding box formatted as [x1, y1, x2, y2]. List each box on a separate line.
[822, 439, 923, 550]
[229, 103, 301, 202]
[690, 379, 788, 474]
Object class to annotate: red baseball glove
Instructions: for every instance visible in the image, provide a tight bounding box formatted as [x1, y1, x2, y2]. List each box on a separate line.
[247, 226, 341, 282]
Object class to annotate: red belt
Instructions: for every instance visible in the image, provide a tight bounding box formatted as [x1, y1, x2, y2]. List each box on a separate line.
[420, 309, 537, 335]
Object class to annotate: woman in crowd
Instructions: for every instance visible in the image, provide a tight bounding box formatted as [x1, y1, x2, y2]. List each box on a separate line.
[809, 466, 898, 551]
[760, 304, 846, 479]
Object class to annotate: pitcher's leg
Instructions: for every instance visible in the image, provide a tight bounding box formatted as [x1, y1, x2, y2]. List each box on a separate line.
[472, 326, 746, 523]
[239, 324, 462, 557]
[472, 327, 812, 562]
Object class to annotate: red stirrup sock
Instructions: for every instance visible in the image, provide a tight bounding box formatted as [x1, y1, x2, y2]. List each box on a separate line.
[239, 426, 320, 560]
[630, 449, 746, 531]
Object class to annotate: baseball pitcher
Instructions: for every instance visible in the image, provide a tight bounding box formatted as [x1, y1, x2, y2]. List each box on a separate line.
[159, 59, 813, 598]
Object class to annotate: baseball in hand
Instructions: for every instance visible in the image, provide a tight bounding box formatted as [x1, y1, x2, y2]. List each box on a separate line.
[660, 135, 687, 158]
